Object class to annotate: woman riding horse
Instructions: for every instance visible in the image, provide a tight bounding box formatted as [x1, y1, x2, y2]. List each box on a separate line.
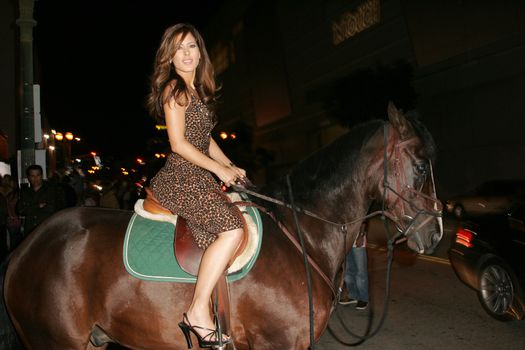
[2, 103, 442, 349]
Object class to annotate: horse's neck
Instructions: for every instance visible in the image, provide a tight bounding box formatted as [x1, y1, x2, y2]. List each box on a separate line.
[311, 189, 371, 279]
[266, 125, 384, 282]
[272, 177, 373, 284]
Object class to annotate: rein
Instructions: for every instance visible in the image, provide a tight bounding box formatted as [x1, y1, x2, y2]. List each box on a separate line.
[232, 122, 442, 348]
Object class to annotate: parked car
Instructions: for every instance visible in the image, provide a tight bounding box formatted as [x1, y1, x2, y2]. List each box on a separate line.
[448, 203, 525, 321]
[445, 179, 525, 218]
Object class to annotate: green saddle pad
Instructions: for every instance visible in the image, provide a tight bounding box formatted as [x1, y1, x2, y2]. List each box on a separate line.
[123, 204, 263, 283]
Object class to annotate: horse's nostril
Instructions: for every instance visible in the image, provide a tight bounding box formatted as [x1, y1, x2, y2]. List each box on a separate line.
[407, 234, 425, 254]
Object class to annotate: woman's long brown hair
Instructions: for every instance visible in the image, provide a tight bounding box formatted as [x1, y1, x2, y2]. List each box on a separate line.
[146, 23, 217, 122]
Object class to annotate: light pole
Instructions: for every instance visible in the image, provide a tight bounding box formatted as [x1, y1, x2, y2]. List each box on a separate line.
[52, 131, 78, 170]
[16, 0, 36, 175]
[42, 132, 55, 177]
[64, 132, 74, 166]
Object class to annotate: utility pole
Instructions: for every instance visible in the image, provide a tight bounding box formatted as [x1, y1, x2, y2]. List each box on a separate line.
[16, 0, 36, 177]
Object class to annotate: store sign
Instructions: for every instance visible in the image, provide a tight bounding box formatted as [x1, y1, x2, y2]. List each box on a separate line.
[331, 0, 380, 45]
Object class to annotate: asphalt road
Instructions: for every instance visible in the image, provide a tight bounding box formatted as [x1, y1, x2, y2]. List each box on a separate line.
[316, 216, 525, 349]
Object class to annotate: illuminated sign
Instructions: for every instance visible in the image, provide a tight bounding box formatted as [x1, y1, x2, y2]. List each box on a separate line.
[331, 0, 380, 45]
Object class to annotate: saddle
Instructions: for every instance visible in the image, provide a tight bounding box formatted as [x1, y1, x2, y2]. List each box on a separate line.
[142, 187, 249, 276]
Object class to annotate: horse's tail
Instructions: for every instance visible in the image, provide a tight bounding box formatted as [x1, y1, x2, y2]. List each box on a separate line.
[0, 256, 22, 350]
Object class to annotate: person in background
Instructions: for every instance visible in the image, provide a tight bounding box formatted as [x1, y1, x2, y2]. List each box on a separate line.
[17, 165, 66, 235]
[0, 174, 22, 252]
[69, 166, 85, 206]
[117, 180, 133, 210]
[0, 175, 7, 259]
[339, 221, 370, 310]
[83, 180, 100, 207]
[56, 170, 77, 208]
[83, 192, 99, 207]
[99, 180, 120, 209]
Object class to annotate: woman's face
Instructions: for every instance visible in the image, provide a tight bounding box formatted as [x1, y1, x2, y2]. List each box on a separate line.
[171, 33, 201, 75]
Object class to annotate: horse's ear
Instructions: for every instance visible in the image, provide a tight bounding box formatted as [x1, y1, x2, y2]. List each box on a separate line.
[387, 101, 412, 140]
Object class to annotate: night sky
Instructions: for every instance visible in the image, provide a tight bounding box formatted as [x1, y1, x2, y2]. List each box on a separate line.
[33, 0, 223, 159]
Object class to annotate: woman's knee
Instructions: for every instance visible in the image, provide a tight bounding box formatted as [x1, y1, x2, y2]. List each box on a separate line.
[219, 227, 244, 243]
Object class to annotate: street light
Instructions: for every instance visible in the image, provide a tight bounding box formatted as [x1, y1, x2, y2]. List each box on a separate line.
[52, 131, 79, 167]
[43, 129, 81, 176]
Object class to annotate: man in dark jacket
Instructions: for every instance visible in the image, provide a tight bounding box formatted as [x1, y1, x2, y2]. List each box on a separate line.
[0, 184, 7, 259]
[17, 164, 65, 235]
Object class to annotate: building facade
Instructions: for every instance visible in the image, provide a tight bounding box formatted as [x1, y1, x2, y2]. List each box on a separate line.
[0, 0, 18, 163]
[204, 0, 525, 197]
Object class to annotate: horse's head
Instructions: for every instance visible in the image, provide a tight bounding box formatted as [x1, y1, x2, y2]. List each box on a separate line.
[376, 103, 443, 254]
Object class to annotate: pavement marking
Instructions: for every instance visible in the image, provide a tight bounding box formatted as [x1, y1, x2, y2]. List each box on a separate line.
[417, 254, 451, 265]
[367, 243, 451, 266]
[367, 242, 386, 251]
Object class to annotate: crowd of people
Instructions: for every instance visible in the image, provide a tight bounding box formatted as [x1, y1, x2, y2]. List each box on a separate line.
[0, 164, 139, 261]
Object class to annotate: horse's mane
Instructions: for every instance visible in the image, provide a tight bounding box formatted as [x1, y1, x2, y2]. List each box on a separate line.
[288, 120, 383, 204]
[262, 111, 436, 206]
[405, 110, 437, 161]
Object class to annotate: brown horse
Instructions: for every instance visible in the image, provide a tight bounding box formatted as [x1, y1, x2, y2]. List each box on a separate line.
[2, 104, 442, 349]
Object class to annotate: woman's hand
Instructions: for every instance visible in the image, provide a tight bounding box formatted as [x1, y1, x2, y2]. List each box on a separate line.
[216, 165, 241, 187]
[230, 164, 246, 180]
[216, 164, 248, 187]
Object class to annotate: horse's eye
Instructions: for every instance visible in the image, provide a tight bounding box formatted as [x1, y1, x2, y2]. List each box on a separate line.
[415, 163, 428, 175]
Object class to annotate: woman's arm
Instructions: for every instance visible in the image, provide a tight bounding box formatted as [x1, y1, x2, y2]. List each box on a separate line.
[164, 97, 239, 186]
[209, 138, 232, 166]
[209, 138, 246, 179]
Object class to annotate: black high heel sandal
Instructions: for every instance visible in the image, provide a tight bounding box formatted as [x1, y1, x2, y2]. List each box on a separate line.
[178, 313, 232, 349]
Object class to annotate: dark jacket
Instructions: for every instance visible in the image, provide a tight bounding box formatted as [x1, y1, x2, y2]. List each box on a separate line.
[17, 181, 65, 234]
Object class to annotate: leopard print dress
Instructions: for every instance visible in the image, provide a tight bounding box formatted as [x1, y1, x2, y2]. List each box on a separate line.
[150, 95, 243, 249]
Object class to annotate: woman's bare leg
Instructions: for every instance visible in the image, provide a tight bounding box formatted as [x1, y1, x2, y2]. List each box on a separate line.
[185, 228, 243, 338]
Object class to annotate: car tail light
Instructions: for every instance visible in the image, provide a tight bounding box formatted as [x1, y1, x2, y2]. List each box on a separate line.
[455, 227, 474, 248]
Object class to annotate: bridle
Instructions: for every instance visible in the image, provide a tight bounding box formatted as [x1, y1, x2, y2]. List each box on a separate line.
[380, 125, 443, 249]
[232, 122, 443, 348]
